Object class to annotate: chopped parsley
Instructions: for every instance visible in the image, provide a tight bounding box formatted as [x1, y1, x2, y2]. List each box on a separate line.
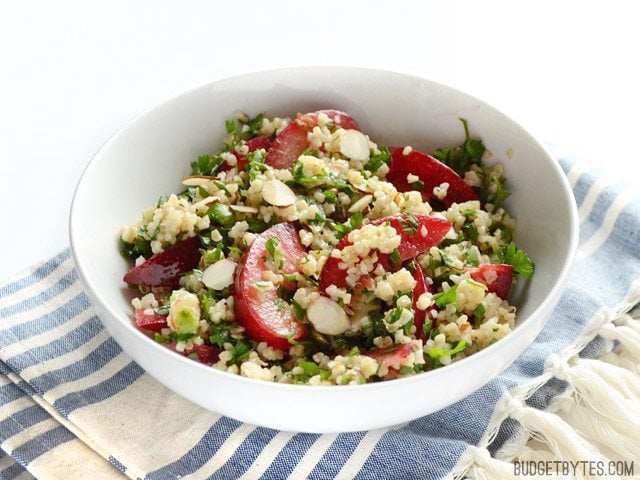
[291, 301, 306, 322]
[265, 236, 284, 270]
[480, 172, 511, 208]
[201, 243, 224, 268]
[119, 237, 151, 260]
[364, 146, 391, 173]
[292, 361, 331, 383]
[225, 119, 237, 134]
[246, 113, 265, 137]
[496, 242, 534, 278]
[399, 212, 420, 235]
[473, 304, 486, 326]
[433, 285, 458, 308]
[230, 340, 254, 364]
[247, 150, 269, 180]
[191, 154, 224, 176]
[209, 322, 234, 348]
[433, 119, 485, 176]
[208, 203, 235, 228]
[153, 333, 171, 344]
[428, 340, 468, 367]
[332, 211, 363, 239]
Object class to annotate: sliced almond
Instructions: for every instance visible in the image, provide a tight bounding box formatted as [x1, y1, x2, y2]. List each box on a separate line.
[339, 130, 370, 162]
[202, 258, 237, 290]
[348, 194, 373, 213]
[229, 204, 259, 214]
[261, 179, 297, 207]
[182, 175, 216, 187]
[192, 196, 219, 210]
[306, 296, 350, 335]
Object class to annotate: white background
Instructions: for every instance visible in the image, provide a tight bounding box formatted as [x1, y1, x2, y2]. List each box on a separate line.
[1, 0, 639, 279]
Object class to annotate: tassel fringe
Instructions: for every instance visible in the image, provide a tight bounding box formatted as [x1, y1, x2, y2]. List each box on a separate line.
[448, 279, 640, 480]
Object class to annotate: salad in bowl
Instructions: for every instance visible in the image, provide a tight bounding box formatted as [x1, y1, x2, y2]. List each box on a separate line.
[119, 109, 533, 386]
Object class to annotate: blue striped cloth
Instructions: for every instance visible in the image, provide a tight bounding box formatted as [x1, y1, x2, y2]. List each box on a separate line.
[1, 156, 640, 480]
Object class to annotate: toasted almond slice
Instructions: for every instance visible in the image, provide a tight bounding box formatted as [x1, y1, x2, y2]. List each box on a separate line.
[202, 258, 237, 290]
[348, 194, 373, 213]
[261, 179, 297, 207]
[339, 129, 370, 161]
[192, 196, 219, 209]
[182, 175, 216, 187]
[307, 296, 350, 335]
[229, 204, 259, 214]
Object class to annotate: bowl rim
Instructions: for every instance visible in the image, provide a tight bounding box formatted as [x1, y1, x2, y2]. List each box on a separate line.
[69, 65, 580, 393]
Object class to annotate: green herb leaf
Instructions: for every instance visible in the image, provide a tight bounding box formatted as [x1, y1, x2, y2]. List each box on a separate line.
[191, 154, 224, 176]
[399, 212, 420, 235]
[208, 203, 235, 228]
[473, 304, 485, 326]
[202, 243, 224, 268]
[230, 340, 253, 364]
[422, 319, 433, 338]
[466, 248, 480, 267]
[209, 322, 233, 348]
[247, 150, 270, 179]
[291, 301, 306, 321]
[432, 119, 485, 175]
[119, 238, 152, 260]
[496, 242, 534, 278]
[428, 340, 468, 366]
[169, 332, 196, 342]
[247, 114, 265, 137]
[364, 146, 391, 173]
[153, 333, 171, 344]
[265, 236, 284, 270]
[322, 190, 337, 203]
[225, 119, 237, 134]
[433, 285, 458, 308]
[332, 211, 363, 239]
[462, 223, 478, 241]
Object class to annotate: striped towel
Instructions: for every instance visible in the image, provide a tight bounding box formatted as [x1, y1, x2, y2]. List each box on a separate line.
[2, 155, 640, 480]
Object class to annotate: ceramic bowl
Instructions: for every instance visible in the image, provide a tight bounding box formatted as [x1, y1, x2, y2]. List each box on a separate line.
[70, 67, 578, 433]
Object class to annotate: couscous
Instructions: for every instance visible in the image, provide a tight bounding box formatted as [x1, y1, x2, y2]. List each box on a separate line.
[120, 109, 534, 385]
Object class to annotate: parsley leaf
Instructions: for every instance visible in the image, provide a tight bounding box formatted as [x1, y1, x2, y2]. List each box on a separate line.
[208, 203, 235, 228]
[496, 242, 534, 278]
[480, 171, 511, 208]
[191, 154, 224, 176]
[265, 236, 284, 270]
[247, 114, 265, 137]
[432, 119, 485, 175]
[119, 237, 151, 260]
[225, 119, 237, 134]
[209, 322, 233, 348]
[364, 146, 391, 173]
[433, 285, 458, 308]
[332, 211, 363, 239]
[428, 340, 468, 366]
[399, 212, 420, 235]
[291, 301, 306, 321]
[473, 304, 485, 326]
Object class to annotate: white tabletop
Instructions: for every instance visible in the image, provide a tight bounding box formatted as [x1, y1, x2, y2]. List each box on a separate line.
[1, 0, 639, 280]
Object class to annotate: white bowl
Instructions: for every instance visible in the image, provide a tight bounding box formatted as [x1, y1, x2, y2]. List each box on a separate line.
[70, 67, 578, 433]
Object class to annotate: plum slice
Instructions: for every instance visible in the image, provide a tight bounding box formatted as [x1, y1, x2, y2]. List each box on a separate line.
[387, 147, 479, 207]
[234, 222, 308, 349]
[318, 214, 452, 293]
[123, 235, 201, 287]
